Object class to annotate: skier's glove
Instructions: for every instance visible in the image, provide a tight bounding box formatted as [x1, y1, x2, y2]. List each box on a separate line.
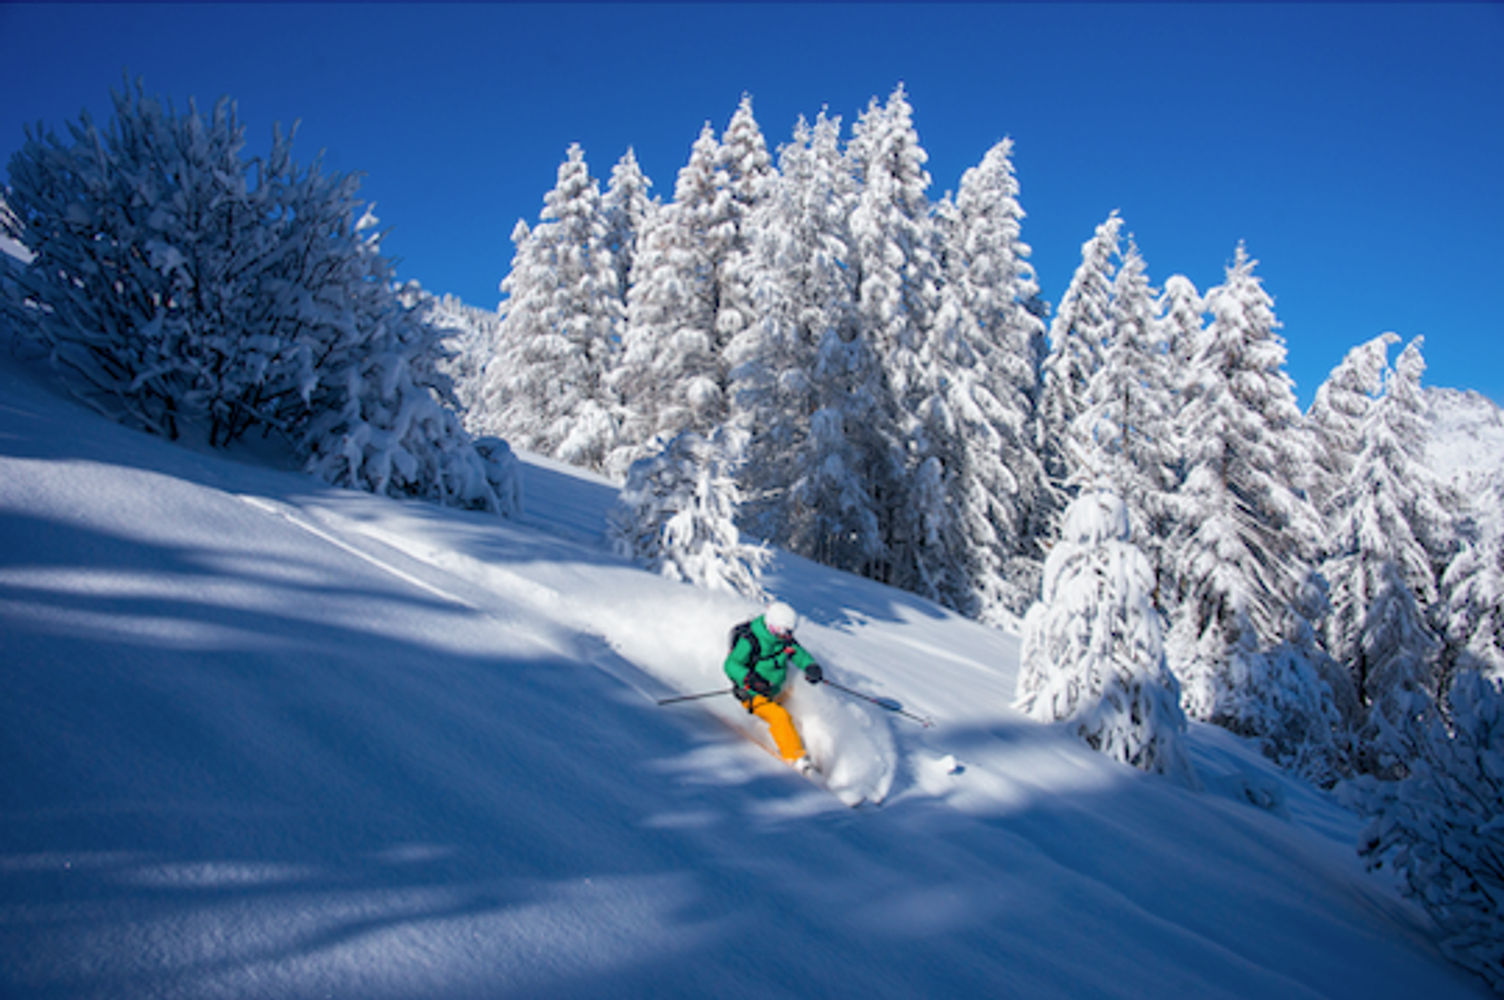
[745, 671, 773, 697]
[805, 663, 823, 684]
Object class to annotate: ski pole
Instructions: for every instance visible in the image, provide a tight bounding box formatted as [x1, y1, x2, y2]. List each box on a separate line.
[818, 678, 934, 728]
[657, 687, 735, 706]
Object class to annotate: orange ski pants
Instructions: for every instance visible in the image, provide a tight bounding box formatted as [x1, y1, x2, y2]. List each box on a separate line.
[746, 692, 807, 762]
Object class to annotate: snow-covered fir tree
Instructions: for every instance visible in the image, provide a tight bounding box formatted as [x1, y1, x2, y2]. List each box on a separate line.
[1076, 237, 1179, 591]
[612, 102, 774, 475]
[610, 125, 724, 470]
[1323, 338, 1450, 768]
[735, 112, 870, 563]
[1389, 343, 1461, 597]
[845, 83, 943, 591]
[608, 427, 769, 598]
[3, 79, 519, 515]
[1147, 273, 1203, 608]
[477, 144, 622, 473]
[933, 138, 1050, 620]
[1158, 273, 1203, 375]
[1166, 245, 1328, 745]
[1038, 213, 1122, 505]
[1343, 668, 1504, 992]
[1321, 339, 1445, 668]
[1016, 487, 1199, 787]
[767, 112, 896, 579]
[715, 95, 777, 394]
[1308, 333, 1397, 524]
[600, 147, 654, 306]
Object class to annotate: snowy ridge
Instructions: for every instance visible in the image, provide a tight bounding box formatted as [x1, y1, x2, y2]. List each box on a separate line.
[0, 352, 1488, 999]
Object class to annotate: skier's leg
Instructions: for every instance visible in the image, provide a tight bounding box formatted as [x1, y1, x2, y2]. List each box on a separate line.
[751, 695, 806, 762]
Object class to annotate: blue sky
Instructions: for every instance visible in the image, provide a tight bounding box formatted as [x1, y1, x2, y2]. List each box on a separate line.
[3, 3, 1501, 406]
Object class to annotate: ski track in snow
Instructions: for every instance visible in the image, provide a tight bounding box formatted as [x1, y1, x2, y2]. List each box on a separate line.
[0, 352, 1488, 1000]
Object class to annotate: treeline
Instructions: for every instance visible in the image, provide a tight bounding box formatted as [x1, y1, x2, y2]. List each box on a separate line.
[462, 87, 1503, 986]
[462, 87, 1501, 771]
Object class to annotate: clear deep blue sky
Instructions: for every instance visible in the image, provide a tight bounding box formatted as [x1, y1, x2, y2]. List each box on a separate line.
[3, 3, 1501, 406]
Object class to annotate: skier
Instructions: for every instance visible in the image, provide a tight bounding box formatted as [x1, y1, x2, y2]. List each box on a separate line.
[725, 601, 824, 774]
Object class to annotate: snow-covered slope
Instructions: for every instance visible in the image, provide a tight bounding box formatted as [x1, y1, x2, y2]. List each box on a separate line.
[0, 353, 1487, 999]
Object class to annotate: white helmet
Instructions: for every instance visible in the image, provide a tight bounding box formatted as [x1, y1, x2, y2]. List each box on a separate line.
[765, 601, 798, 637]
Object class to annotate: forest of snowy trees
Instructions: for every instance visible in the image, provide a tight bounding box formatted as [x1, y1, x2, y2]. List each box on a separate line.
[462, 85, 1501, 748]
[457, 87, 1503, 984]
[3, 81, 1499, 988]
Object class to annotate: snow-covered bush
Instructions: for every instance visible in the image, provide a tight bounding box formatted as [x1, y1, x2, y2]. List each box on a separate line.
[2, 79, 518, 514]
[1016, 488, 1198, 787]
[1342, 670, 1504, 993]
[608, 428, 768, 598]
[303, 281, 521, 517]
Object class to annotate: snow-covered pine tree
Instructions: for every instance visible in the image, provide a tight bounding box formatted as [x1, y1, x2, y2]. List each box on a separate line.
[1307, 333, 1397, 524]
[762, 109, 899, 580]
[1167, 245, 1329, 745]
[1076, 238, 1178, 590]
[1078, 272, 1347, 784]
[937, 138, 1051, 620]
[715, 95, 777, 385]
[1016, 487, 1199, 787]
[1388, 340, 1460, 596]
[735, 112, 871, 563]
[1038, 213, 1122, 510]
[600, 147, 654, 306]
[846, 83, 943, 590]
[1145, 273, 1203, 611]
[1324, 337, 1450, 769]
[612, 102, 774, 475]
[1158, 273, 1203, 375]
[608, 427, 769, 598]
[476, 144, 622, 473]
[1343, 668, 1504, 992]
[5, 79, 519, 515]
[610, 125, 723, 470]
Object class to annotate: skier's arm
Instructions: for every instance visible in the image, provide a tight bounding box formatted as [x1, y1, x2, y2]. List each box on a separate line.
[723, 636, 754, 687]
[789, 642, 822, 682]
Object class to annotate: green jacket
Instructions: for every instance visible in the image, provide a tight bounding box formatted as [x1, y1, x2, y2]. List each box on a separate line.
[724, 615, 817, 697]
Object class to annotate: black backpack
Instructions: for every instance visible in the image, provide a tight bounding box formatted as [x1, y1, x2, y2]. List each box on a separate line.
[728, 620, 761, 659]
